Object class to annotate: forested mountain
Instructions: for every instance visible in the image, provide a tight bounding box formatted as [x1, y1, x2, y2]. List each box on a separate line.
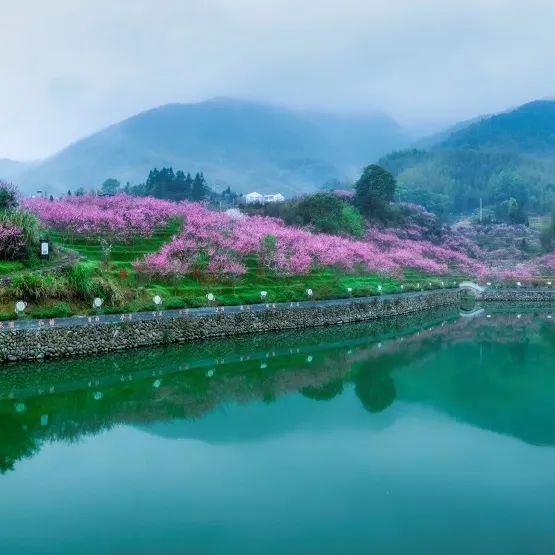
[379, 100, 555, 219]
[442, 100, 555, 151]
[16, 98, 410, 196]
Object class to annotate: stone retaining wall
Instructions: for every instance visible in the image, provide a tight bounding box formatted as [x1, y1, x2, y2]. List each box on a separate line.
[481, 288, 555, 302]
[0, 289, 462, 363]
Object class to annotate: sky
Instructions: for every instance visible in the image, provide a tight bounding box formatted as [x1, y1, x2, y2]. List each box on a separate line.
[2, 0, 555, 160]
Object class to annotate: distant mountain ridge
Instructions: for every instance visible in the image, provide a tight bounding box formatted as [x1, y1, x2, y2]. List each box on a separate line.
[441, 100, 555, 151]
[15, 98, 411, 196]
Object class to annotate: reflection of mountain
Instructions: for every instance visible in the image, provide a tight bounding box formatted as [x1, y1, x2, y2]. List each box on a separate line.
[0, 305, 554, 472]
[395, 317, 555, 446]
[139, 391, 397, 445]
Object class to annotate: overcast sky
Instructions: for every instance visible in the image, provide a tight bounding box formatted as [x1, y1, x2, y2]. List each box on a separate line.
[2, 0, 555, 160]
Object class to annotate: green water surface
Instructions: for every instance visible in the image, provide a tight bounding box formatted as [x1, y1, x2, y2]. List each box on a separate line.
[0, 304, 554, 554]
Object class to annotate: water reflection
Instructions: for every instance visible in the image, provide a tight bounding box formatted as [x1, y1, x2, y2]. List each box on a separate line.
[0, 304, 554, 474]
[354, 360, 396, 413]
[301, 379, 344, 401]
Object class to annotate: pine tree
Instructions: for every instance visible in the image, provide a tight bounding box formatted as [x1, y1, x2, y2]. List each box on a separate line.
[191, 172, 208, 201]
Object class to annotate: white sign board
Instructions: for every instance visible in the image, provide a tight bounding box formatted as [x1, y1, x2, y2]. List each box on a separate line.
[41, 242, 49, 256]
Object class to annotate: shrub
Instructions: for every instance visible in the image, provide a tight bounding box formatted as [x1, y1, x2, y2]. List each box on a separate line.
[0, 181, 18, 210]
[0, 310, 13, 321]
[341, 205, 364, 237]
[65, 263, 93, 299]
[0, 210, 41, 261]
[164, 296, 187, 309]
[9, 273, 66, 300]
[30, 302, 73, 319]
[89, 276, 126, 305]
[297, 193, 345, 234]
[0, 221, 26, 260]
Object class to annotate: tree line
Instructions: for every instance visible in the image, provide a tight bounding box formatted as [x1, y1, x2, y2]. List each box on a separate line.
[89, 168, 239, 206]
[379, 147, 555, 223]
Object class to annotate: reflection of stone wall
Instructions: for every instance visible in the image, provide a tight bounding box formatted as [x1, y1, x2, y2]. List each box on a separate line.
[0, 290, 462, 363]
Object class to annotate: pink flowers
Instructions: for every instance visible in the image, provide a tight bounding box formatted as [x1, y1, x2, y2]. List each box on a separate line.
[23, 194, 178, 240]
[365, 228, 489, 277]
[134, 201, 491, 278]
[24, 193, 553, 282]
[0, 221, 26, 260]
[495, 253, 555, 282]
[333, 189, 355, 199]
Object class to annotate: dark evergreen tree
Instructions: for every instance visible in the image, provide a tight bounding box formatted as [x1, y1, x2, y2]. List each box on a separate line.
[355, 165, 396, 221]
[191, 172, 208, 201]
[100, 178, 121, 195]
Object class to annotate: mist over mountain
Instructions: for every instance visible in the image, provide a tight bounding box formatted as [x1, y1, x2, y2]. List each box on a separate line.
[0, 159, 32, 182]
[379, 100, 555, 217]
[16, 98, 411, 196]
[441, 100, 555, 151]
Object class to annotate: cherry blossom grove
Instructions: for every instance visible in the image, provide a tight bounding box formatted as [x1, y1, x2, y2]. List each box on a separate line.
[23, 194, 178, 239]
[133, 200, 489, 277]
[23, 193, 553, 281]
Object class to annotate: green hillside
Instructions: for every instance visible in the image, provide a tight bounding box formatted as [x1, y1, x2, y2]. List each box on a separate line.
[379, 100, 555, 218]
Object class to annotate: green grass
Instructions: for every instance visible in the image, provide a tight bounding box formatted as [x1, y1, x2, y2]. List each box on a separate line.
[47, 218, 183, 269]
[0, 220, 476, 320]
[0, 261, 25, 275]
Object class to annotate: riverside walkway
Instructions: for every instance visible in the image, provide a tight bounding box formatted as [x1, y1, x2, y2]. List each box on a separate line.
[1, 289, 458, 332]
[1, 286, 553, 333]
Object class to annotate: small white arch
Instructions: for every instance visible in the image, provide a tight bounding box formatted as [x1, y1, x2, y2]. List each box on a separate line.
[459, 281, 485, 295]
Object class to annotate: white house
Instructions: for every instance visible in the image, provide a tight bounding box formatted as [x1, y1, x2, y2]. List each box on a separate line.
[244, 191, 285, 204]
[263, 193, 285, 203]
[244, 191, 265, 204]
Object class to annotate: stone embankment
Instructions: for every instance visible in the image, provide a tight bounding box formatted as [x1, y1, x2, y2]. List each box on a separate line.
[0, 289, 462, 363]
[480, 288, 555, 302]
[1, 287, 553, 363]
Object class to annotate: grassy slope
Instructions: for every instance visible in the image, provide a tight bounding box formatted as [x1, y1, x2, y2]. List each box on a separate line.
[0, 219, 458, 320]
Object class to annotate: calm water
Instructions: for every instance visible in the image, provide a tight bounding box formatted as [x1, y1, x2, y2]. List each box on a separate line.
[0, 304, 554, 554]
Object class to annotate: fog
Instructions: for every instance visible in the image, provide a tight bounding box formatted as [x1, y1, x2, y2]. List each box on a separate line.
[2, 0, 555, 159]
